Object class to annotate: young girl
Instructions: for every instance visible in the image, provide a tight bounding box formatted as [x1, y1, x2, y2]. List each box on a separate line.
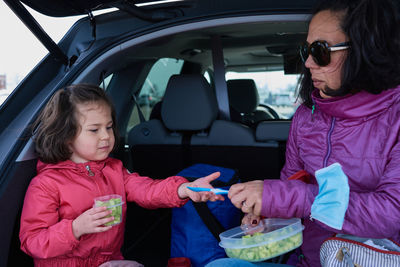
[19, 84, 224, 267]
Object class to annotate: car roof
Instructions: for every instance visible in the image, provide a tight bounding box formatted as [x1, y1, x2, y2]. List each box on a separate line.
[5, 0, 316, 67]
[19, 0, 317, 17]
[19, 0, 168, 17]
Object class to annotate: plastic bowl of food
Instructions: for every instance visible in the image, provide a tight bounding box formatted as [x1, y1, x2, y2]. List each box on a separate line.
[93, 194, 123, 226]
[219, 218, 304, 262]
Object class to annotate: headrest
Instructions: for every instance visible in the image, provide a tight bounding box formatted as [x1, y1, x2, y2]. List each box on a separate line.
[161, 74, 218, 131]
[227, 79, 259, 113]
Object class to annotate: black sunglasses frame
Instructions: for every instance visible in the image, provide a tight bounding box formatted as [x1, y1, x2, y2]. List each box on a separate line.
[300, 40, 350, 67]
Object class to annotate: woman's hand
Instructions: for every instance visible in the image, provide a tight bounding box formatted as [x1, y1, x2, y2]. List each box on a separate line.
[228, 180, 264, 216]
[242, 213, 262, 226]
[241, 213, 265, 235]
[72, 206, 114, 239]
[178, 172, 225, 202]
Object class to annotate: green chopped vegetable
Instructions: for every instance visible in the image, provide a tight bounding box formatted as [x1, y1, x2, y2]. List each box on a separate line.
[225, 232, 302, 262]
[95, 198, 122, 226]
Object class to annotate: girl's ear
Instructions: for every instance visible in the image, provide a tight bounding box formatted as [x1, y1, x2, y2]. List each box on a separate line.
[66, 138, 74, 151]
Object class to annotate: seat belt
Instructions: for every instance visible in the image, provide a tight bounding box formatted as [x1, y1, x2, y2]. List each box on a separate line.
[187, 173, 240, 242]
[211, 35, 231, 120]
[181, 132, 193, 168]
[192, 202, 225, 242]
[131, 94, 146, 123]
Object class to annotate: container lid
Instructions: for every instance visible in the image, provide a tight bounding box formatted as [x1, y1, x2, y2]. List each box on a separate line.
[219, 218, 303, 249]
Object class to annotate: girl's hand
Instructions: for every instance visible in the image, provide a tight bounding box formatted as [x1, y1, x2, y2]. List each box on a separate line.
[178, 172, 225, 202]
[228, 180, 264, 216]
[72, 206, 114, 239]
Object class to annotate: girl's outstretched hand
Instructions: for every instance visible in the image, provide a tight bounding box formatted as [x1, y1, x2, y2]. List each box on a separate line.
[178, 171, 225, 202]
[72, 206, 114, 239]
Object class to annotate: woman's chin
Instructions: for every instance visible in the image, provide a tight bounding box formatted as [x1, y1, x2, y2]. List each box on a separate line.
[319, 90, 330, 99]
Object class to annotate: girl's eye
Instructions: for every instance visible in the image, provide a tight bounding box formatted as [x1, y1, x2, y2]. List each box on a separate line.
[106, 126, 113, 130]
[89, 129, 98, 133]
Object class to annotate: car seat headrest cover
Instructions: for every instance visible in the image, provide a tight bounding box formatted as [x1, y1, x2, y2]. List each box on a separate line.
[161, 74, 218, 131]
[227, 79, 259, 113]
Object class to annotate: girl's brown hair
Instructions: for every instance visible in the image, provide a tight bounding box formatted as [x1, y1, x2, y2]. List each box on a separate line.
[32, 84, 118, 163]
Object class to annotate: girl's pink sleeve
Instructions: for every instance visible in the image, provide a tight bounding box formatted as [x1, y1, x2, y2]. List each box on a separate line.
[123, 170, 189, 209]
[19, 178, 79, 258]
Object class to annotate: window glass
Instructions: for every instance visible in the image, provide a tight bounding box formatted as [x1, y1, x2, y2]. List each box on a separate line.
[127, 58, 184, 131]
[226, 71, 300, 119]
[203, 71, 211, 84]
[99, 74, 113, 90]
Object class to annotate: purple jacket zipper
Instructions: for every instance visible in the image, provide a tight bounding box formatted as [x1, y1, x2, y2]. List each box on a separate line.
[323, 117, 336, 167]
[310, 116, 336, 223]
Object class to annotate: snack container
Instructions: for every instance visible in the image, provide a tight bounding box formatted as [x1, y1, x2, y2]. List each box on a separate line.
[219, 218, 304, 262]
[93, 194, 123, 226]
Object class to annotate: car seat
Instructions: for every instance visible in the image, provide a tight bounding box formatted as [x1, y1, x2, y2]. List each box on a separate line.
[128, 74, 220, 177]
[227, 79, 274, 128]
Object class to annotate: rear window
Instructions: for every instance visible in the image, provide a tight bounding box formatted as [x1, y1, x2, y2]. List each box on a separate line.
[127, 58, 184, 131]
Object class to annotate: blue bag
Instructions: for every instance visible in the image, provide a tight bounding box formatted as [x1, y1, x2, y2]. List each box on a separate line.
[170, 163, 241, 267]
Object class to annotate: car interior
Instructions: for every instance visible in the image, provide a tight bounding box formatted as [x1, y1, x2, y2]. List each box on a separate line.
[3, 3, 309, 266]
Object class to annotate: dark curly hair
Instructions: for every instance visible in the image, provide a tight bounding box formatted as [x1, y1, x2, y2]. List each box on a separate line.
[298, 0, 400, 107]
[32, 84, 118, 163]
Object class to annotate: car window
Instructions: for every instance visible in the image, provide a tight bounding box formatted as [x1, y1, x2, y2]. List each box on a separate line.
[127, 58, 184, 132]
[99, 74, 113, 90]
[226, 70, 300, 119]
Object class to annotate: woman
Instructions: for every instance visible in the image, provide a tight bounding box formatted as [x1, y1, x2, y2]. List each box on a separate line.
[208, 0, 400, 266]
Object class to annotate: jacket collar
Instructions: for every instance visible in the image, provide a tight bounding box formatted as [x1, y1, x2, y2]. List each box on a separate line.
[311, 86, 400, 119]
[37, 158, 109, 174]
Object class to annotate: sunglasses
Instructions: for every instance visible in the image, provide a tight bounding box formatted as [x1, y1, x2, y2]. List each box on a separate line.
[300, 40, 350, 66]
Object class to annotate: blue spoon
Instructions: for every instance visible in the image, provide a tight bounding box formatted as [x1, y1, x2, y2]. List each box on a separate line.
[187, 186, 229, 195]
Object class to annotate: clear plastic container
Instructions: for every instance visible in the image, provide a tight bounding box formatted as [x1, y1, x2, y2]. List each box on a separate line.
[93, 194, 123, 226]
[219, 218, 304, 262]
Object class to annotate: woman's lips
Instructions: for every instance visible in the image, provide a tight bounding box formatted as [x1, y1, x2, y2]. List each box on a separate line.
[312, 79, 323, 88]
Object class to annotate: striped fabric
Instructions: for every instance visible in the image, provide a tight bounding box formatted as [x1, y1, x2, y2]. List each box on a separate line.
[320, 237, 400, 267]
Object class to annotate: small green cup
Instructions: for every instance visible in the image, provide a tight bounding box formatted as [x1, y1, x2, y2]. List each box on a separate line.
[94, 194, 123, 226]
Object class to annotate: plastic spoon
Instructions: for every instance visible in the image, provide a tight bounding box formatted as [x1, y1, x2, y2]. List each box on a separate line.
[187, 186, 229, 195]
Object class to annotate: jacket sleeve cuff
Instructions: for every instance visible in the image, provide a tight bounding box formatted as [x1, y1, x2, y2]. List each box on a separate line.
[260, 179, 319, 218]
[261, 181, 272, 216]
[173, 176, 190, 206]
[67, 220, 80, 248]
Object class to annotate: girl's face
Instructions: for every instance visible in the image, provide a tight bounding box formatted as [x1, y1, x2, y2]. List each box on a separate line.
[305, 10, 348, 98]
[69, 101, 115, 163]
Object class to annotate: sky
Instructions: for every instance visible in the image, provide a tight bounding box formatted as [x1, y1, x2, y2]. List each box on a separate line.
[0, 1, 81, 92]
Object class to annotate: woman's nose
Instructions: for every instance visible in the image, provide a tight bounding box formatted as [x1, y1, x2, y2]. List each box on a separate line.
[305, 54, 318, 69]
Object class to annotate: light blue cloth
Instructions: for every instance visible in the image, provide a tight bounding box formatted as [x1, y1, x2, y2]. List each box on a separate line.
[311, 162, 350, 230]
[205, 258, 294, 267]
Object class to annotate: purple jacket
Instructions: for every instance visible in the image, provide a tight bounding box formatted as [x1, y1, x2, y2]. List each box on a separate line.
[261, 87, 400, 267]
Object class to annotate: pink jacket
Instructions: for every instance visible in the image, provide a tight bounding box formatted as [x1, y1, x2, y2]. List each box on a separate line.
[20, 158, 188, 267]
[261, 87, 400, 267]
